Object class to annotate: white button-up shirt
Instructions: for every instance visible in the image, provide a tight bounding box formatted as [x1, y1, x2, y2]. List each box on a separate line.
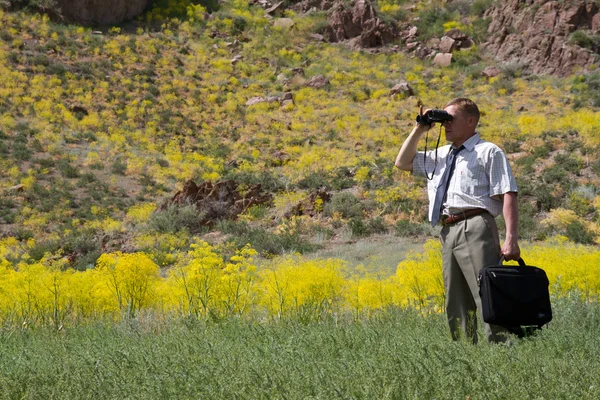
[412, 133, 518, 221]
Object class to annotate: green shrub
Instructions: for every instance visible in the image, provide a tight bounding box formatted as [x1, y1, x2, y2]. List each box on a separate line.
[541, 165, 568, 185]
[565, 220, 595, 245]
[491, 76, 516, 95]
[570, 72, 600, 108]
[532, 182, 562, 212]
[36, 157, 55, 168]
[569, 30, 600, 52]
[63, 229, 102, 271]
[148, 202, 206, 234]
[416, 5, 456, 39]
[11, 133, 32, 161]
[568, 186, 598, 217]
[58, 159, 80, 179]
[592, 158, 600, 175]
[219, 220, 316, 256]
[111, 158, 127, 175]
[470, 0, 494, 16]
[224, 170, 286, 192]
[499, 61, 528, 78]
[78, 173, 97, 185]
[28, 238, 61, 261]
[554, 153, 584, 175]
[324, 192, 363, 219]
[297, 171, 332, 190]
[502, 139, 522, 154]
[394, 220, 427, 237]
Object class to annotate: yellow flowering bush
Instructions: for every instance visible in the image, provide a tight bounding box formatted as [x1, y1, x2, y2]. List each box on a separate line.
[96, 252, 160, 318]
[0, 237, 598, 327]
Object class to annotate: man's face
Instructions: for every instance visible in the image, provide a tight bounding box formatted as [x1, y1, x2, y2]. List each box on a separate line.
[442, 104, 477, 146]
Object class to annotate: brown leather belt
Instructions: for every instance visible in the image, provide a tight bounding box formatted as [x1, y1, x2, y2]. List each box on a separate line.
[441, 208, 488, 226]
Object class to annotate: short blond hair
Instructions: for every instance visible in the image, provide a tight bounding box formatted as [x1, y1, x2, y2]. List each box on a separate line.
[445, 97, 480, 124]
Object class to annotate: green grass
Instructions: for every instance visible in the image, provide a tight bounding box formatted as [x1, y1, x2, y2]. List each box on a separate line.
[0, 298, 598, 399]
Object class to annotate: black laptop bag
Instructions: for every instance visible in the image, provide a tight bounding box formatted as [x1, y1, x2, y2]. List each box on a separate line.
[478, 257, 552, 335]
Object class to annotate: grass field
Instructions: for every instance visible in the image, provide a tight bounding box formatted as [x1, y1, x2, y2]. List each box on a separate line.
[0, 297, 598, 399]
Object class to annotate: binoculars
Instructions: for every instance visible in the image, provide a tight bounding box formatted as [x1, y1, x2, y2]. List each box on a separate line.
[416, 109, 453, 125]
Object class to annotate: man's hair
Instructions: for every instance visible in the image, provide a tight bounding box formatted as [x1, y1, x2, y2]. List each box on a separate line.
[445, 97, 480, 124]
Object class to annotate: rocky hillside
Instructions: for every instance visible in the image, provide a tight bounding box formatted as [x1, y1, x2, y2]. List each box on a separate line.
[483, 0, 600, 75]
[5, 0, 600, 76]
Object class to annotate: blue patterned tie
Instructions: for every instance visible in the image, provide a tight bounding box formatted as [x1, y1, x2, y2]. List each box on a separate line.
[431, 146, 464, 226]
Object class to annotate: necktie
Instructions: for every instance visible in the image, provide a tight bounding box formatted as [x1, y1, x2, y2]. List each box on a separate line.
[431, 146, 464, 226]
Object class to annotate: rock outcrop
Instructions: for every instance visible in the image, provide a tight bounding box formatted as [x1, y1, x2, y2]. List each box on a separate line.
[164, 180, 273, 226]
[54, 0, 150, 26]
[257, 0, 396, 48]
[482, 0, 600, 75]
[322, 0, 397, 47]
[284, 189, 331, 218]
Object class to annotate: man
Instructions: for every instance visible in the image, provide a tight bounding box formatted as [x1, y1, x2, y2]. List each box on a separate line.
[395, 98, 520, 344]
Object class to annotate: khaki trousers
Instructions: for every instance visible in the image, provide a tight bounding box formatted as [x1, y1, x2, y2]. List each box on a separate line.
[440, 212, 509, 344]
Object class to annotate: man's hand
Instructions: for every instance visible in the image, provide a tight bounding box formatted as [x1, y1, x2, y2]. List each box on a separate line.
[501, 237, 520, 261]
[395, 105, 433, 171]
[417, 106, 434, 129]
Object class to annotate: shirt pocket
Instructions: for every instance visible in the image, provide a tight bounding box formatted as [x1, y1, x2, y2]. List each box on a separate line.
[459, 166, 488, 197]
[458, 167, 476, 195]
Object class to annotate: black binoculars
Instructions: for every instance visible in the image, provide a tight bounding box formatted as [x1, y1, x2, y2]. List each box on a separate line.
[416, 109, 453, 125]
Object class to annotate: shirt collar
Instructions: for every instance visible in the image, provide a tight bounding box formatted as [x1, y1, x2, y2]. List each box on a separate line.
[453, 132, 481, 152]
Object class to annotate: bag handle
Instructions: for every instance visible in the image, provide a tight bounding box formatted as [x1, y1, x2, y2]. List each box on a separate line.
[498, 255, 526, 267]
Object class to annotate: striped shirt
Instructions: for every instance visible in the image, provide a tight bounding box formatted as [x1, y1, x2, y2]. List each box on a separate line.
[412, 133, 518, 221]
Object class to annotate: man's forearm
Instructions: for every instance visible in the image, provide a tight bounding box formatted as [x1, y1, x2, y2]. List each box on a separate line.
[395, 125, 428, 171]
[503, 192, 518, 240]
[500, 191, 520, 260]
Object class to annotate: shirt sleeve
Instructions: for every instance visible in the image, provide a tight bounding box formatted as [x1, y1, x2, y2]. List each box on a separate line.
[487, 147, 518, 197]
[412, 150, 438, 178]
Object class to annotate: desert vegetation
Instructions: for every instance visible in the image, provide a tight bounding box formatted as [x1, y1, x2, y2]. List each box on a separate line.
[0, 1, 600, 396]
[0, 0, 599, 312]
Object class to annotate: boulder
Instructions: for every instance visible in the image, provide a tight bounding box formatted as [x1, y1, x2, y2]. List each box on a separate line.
[310, 33, 326, 41]
[307, 75, 330, 88]
[459, 37, 474, 49]
[438, 36, 457, 53]
[246, 97, 266, 106]
[264, 1, 284, 16]
[405, 41, 419, 51]
[55, 0, 150, 26]
[389, 82, 414, 97]
[445, 28, 468, 41]
[231, 55, 243, 65]
[433, 53, 453, 67]
[482, 66, 501, 78]
[415, 46, 432, 59]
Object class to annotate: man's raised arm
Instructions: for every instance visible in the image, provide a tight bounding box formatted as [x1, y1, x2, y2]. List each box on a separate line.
[395, 122, 431, 171]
